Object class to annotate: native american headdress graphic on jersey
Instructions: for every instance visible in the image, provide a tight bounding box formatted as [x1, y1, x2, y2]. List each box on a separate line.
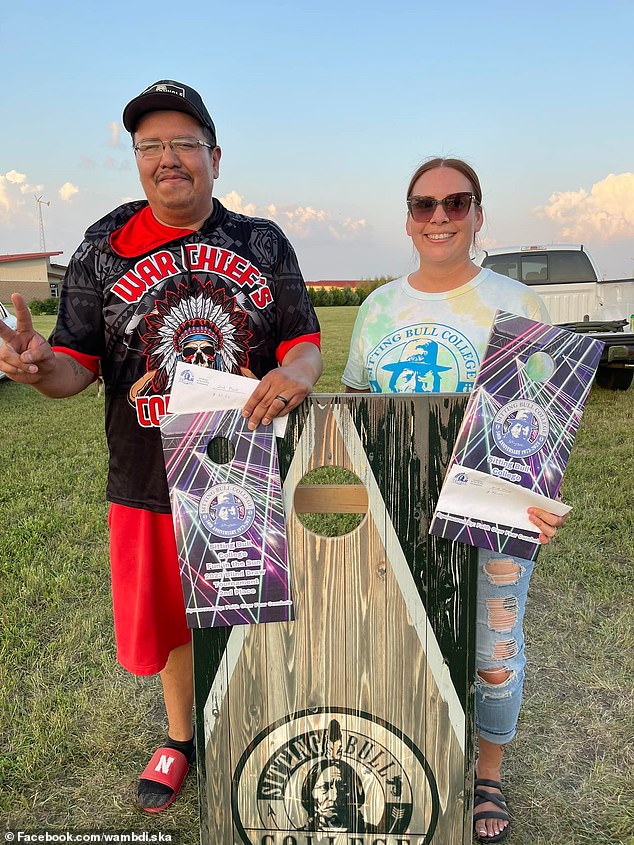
[138, 278, 252, 394]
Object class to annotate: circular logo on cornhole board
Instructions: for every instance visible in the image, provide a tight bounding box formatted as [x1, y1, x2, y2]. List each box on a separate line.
[232, 707, 439, 843]
[199, 483, 256, 538]
[492, 400, 549, 458]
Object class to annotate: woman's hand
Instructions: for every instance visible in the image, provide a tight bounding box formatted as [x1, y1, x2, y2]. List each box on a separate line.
[528, 507, 569, 544]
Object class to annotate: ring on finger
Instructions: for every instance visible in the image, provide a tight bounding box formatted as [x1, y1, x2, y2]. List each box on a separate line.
[275, 395, 289, 407]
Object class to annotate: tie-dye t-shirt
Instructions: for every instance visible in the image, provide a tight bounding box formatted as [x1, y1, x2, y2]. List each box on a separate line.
[342, 268, 549, 394]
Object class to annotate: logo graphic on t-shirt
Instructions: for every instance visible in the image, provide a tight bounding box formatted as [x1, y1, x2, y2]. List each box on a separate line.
[128, 279, 253, 426]
[199, 484, 256, 538]
[140, 279, 251, 392]
[367, 324, 480, 394]
[492, 400, 549, 458]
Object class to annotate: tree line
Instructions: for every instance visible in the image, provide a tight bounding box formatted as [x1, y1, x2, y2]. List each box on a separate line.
[307, 276, 395, 307]
[22, 276, 397, 314]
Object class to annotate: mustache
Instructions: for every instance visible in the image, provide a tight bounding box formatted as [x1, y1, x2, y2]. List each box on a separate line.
[156, 170, 191, 183]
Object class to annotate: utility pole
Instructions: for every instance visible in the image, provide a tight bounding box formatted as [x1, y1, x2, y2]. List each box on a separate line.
[35, 195, 50, 252]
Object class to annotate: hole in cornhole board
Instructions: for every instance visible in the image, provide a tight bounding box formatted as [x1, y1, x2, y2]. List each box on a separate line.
[293, 466, 368, 537]
[207, 436, 235, 465]
[525, 351, 556, 382]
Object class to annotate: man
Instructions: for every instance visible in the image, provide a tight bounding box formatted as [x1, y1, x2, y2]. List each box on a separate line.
[300, 759, 377, 833]
[382, 340, 451, 393]
[499, 410, 537, 454]
[0, 80, 322, 812]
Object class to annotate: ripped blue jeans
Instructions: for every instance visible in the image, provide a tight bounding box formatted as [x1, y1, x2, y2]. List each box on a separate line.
[475, 549, 536, 744]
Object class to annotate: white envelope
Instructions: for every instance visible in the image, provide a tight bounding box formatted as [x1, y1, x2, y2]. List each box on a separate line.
[434, 463, 571, 534]
[168, 361, 288, 436]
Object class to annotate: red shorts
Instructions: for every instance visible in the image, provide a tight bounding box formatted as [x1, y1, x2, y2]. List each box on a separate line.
[108, 503, 191, 675]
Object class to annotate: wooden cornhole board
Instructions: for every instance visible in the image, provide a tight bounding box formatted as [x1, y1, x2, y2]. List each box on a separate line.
[193, 393, 476, 844]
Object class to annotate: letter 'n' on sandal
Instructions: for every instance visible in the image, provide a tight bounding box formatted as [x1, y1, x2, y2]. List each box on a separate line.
[138, 746, 190, 813]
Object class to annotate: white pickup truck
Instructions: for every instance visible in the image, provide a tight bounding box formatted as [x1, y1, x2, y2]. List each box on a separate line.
[481, 244, 634, 390]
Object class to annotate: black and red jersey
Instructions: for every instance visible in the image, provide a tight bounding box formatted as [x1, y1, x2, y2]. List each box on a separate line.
[50, 198, 320, 512]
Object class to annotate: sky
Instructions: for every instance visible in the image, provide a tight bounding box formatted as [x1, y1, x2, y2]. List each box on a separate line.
[1, 0, 633, 282]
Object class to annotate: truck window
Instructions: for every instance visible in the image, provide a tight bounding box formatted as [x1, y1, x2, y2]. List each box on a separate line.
[521, 256, 548, 283]
[548, 250, 596, 282]
[482, 249, 598, 285]
[483, 255, 520, 280]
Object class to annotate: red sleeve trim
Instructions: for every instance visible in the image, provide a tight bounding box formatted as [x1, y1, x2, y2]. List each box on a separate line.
[51, 346, 101, 376]
[276, 333, 321, 365]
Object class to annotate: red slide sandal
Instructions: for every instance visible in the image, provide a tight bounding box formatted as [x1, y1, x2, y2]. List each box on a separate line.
[138, 746, 191, 813]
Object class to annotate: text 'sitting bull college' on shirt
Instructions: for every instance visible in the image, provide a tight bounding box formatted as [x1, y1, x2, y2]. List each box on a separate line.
[342, 269, 549, 395]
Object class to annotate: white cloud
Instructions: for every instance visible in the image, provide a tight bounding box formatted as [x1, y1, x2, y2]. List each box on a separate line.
[477, 236, 501, 251]
[0, 177, 11, 215]
[0, 172, 42, 221]
[332, 217, 368, 241]
[535, 173, 634, 241]
[282, 205, 328, 237]
[219, 190, 257, 217]
[218, 191, 368, 242]
[109, 121, 124, 147]
[59, 182, 79, 202]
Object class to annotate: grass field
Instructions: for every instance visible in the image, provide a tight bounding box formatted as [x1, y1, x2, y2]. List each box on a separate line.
[1, 307, 633, 844]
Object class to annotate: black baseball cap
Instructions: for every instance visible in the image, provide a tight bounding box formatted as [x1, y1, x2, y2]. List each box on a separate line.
[122, 80, 217, 143]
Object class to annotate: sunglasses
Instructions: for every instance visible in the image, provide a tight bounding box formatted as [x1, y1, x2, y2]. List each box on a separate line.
[406, 192, 478, 223]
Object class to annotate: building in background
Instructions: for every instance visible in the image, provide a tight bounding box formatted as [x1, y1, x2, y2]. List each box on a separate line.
[0, 252, 66, 303]
[306, 279, 360, 290]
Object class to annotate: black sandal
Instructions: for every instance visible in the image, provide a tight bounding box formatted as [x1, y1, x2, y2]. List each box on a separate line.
[473, 777, 510, 843]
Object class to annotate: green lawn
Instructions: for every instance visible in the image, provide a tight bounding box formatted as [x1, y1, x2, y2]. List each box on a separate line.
[0, 308, 632, 844]
[314, 306, 355, 392]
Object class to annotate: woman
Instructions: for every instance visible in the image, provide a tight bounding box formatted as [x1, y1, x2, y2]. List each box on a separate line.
[342, 157, 567, 843]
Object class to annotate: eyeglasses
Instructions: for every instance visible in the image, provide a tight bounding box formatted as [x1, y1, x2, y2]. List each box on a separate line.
[133, 136, 214, 158]
[406, 192, 478, 223]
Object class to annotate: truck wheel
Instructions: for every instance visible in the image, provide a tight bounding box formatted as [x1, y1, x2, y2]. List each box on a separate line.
[595, 366, 633, 391]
